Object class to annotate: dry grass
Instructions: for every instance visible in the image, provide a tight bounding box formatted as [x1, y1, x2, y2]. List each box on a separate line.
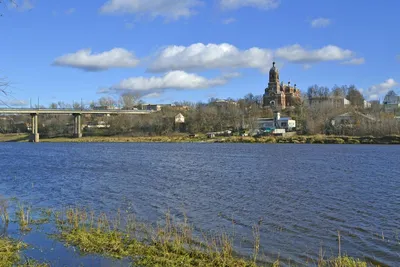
[55, 208, 260, 266]
[0, 196, 10, 225]
[53, 208, 370, 267]
[16, 205, 31, 232]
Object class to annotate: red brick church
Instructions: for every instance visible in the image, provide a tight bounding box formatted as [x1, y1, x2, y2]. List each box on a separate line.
[263, 62, 302, 109]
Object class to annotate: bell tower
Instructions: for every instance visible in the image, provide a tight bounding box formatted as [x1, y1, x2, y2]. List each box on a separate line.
[268, 62, 280, 93]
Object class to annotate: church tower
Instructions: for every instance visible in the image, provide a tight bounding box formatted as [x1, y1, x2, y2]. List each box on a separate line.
[263, 62, 285, 108]
[263, 61, 301, 109]
[268, 62, 280, 91]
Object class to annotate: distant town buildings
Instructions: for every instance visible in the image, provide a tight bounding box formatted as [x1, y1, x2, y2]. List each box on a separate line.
[307, 96, 351, 109]
[263, 62, 302, 110]
[213, 99, 238, 107]
[331, 111, 376, 127]
[383, 90, 400, 112]
[363, 100, 372, 109]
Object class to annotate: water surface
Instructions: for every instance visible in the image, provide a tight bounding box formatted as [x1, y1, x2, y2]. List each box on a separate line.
[0, 143, 399, 266]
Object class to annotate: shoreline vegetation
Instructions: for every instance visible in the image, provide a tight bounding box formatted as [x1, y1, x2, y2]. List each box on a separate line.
[0, 199, 369, 267]
[1, 133, 400, 145]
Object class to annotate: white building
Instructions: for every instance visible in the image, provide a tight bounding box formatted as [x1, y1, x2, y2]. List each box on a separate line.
[257, 113, 296, 132]
[308, 97, 351, 109]
[363, 100, 372, 109]
[174, 113, 185, 124]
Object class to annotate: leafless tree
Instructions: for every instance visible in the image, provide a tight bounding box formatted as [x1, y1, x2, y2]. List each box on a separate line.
[98, 96, 116, 107]
[120, 93, 139, 109]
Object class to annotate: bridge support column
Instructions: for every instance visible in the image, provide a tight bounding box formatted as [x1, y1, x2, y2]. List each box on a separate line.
[29, 113, 39, 143]
[73, 113, 82, 138]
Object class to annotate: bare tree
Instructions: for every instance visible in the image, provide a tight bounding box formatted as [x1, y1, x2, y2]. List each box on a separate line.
[73, 102, 82, 110]
[120, 93, 139, 109]
[49, 103, 58, 109]
[56, 101, 71, 109]
[98, 96, 116, 107]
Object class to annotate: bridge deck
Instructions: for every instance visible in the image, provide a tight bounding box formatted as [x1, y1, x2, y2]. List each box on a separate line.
[0, 109, 154, 115]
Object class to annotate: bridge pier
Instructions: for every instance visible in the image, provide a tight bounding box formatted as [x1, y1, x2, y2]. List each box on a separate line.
[29, 113, 39, 143]
[73, 113, 82, 138]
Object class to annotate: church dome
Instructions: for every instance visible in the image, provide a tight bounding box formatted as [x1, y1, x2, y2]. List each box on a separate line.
[269, 62, 279, 82]
[269, 62, 279, 75]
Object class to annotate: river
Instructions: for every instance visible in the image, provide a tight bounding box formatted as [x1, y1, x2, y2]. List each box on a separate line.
[0, 143, 399, 266]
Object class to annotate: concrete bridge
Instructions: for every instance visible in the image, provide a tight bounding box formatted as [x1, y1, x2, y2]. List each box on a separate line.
[0, 108, 153, 142]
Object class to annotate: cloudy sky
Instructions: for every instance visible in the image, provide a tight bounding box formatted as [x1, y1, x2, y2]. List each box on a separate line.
[1, 0, 400, 106]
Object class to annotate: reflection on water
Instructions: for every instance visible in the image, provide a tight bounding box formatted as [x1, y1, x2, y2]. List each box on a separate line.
[0, 143, 399, 266]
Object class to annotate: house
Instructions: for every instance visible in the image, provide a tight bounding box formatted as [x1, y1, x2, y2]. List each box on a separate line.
[383, 90, 400, 112]
[308, 96, 351, 109]
[331, 111, 376, 127]
[257, 112, 296, 132]
[140, 104, 162, 111]
[212, 99, 238, 107]
[174, 113, 185, 124]
[363, 100, 372, 109]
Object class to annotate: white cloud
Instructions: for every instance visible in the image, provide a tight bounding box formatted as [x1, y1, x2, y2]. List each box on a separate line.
[303, 64, 312, 70]
[275, 44, 354, 64]
[365, 78, 398, 100]
[143, 92, 162, 98]
[222, 17, 236, 24]
[100, 71, 236, 96]
[148, 43, 274, 73]
[99, 0, 202, 20]
[65, 8, 76, 15]
[341, 57, 365, 65]
[220, 0, 279, 10]
[52, 48, 140, 71]
[311, 18, 331, 28]
[9, 0, 34, 11]
[148, 43, 358, 72]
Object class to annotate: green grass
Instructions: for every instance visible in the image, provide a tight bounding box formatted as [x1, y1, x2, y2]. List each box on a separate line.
[53, 208, 370, 267]
[0, 133, 29, 142]
[0, 237, 48, 266]
[55, 208, 260, 266]
[321, 256, 367, 267]
[2, 132, 400, 145]
[0, 237, 26, 265]
[0, 198, 374, 267]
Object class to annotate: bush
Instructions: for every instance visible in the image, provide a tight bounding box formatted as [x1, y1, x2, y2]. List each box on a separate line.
[325, 138, 345, 144]
[347, 139, 360, 144]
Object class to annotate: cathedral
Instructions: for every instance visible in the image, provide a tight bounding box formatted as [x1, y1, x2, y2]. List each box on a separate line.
[263, 62, 302, 110]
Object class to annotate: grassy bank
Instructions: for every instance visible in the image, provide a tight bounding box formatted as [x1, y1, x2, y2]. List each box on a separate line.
[0, 198, 370, 267]
[54, 208, 367, 267]
[2, 133, 400, 144]
[0, 133, 29, 142]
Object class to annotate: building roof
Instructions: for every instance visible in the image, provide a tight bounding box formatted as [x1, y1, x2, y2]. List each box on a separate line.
[335, 112, 376, 121]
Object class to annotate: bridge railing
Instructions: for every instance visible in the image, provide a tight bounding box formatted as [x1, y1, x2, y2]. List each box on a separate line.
[0, 107, 155, 113]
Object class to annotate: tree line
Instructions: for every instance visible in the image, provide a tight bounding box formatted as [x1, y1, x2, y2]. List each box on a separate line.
[1, 86, 399, 137]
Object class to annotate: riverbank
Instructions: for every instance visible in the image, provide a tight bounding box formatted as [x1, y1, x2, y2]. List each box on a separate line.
[1, 133, 400, 144]
[0, 198, 368, 267]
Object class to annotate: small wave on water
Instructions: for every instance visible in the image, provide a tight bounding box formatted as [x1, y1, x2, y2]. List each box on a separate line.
[0, 142, 399, 266]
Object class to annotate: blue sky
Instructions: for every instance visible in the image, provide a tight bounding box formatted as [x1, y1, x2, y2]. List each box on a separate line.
[1, 0, 400, 107]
